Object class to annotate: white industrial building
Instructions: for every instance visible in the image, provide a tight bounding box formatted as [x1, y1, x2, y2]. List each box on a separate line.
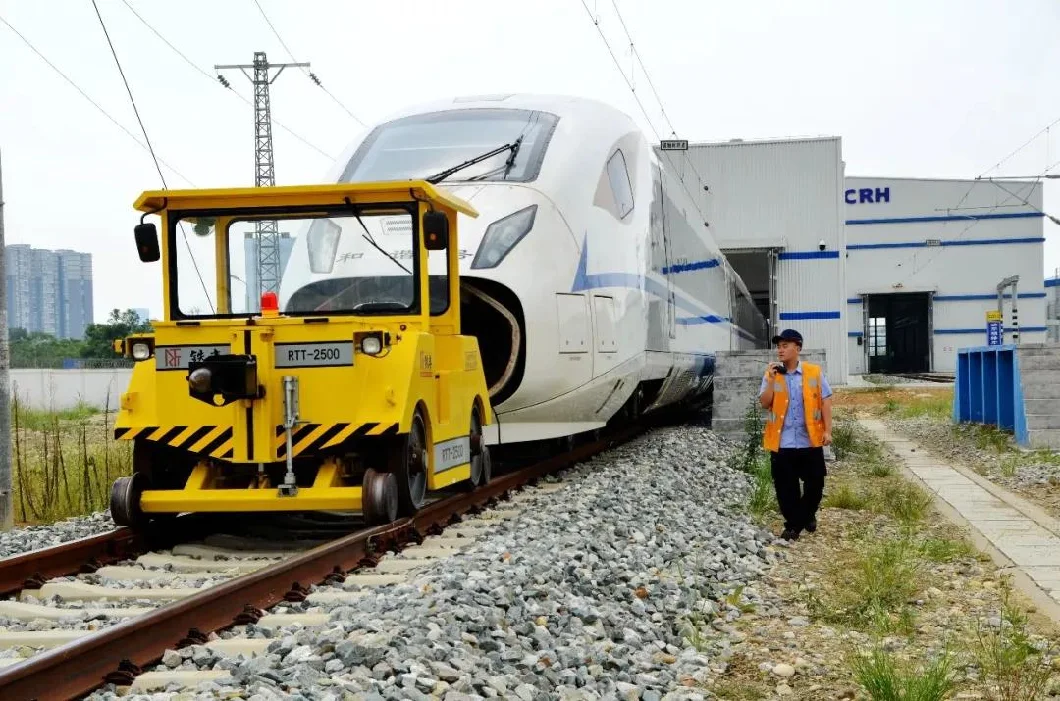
[669, 137, 1047, 380]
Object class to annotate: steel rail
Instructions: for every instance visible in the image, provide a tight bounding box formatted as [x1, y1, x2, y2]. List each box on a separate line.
[0, 514, 221, 599]
[0, 423, 644, 701]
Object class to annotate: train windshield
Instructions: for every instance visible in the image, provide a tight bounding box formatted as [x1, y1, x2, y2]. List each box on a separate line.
[171, 206, 436, 318]
[339, 108, 559, 184]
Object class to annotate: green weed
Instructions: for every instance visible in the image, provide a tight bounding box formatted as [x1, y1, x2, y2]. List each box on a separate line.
[746, 457, 777, 518]
[831, 421, 859, 460]
[811, 532, 924, 634]
[972, 583, 1055, 701]
[824, 483, 870, 510]
[918, 536, 976, 563]
[848, 644, 957, 701]
[11, 393, 131, 524]
[876, 481, 934, 527]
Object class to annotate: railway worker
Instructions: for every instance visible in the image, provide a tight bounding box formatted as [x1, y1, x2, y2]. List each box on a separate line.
[757, 328, 833, 542]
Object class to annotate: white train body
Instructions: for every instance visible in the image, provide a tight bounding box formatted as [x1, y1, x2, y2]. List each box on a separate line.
[280, 94, 767, 445]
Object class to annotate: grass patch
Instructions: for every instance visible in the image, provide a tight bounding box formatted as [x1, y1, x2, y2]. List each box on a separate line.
[831, 421, 859, 460]
[972, 583, 1055, 701]
[824, 483, 870, 510]
[877, 481, 934, 527]
[745, 456, 777, 518]
[11, 393, 131, 525]
[810, 530, 924, 635]
[918, 535, 977, 563]
[848, 644, 957, 701]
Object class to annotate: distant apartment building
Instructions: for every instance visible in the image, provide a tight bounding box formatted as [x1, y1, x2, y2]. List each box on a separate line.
[6, 245, 94, 339]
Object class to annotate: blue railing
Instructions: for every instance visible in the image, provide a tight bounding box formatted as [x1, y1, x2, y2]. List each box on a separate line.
[953, 345, 1028, 445]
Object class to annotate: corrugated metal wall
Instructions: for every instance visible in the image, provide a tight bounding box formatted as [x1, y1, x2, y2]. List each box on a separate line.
[673, 137, 848, 382]
[845, 177, 1047, 374]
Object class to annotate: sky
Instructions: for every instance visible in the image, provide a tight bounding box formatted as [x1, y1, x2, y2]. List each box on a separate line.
[1, 0, 1058, 323]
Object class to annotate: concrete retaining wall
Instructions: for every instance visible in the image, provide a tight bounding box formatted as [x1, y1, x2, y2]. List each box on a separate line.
[713, 349, 829, 442]
[9, 369, 133, 411]
[1017, 345, 1060, 449]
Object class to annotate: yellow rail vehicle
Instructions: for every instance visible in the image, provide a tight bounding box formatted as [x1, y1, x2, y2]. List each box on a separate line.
[110, 181, 494, 527]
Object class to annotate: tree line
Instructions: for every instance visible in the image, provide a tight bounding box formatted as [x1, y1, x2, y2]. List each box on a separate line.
[9, 309, 151, 369]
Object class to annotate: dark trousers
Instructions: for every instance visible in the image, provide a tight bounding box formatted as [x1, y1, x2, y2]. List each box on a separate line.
[770, 447, 826, 532]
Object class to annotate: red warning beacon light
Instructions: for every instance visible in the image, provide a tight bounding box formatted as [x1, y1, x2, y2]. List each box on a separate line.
[261, 291, 279, 316]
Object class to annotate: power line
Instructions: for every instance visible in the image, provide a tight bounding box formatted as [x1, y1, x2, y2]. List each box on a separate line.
[89, 0, 213, 312]
[577, 0, 710, 226]
[0, 12, 195, 186]
[250, 0, 367, 127]
[117, 0, 335, 160]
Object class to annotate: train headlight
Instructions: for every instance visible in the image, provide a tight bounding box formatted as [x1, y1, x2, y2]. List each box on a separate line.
[471, 205, 537, 269]
[131, 342, 151, 361]
[360, 336, 382, 355]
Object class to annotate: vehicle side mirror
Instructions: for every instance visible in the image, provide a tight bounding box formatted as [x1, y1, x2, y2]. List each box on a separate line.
[423, 211, 449, 251]
[134, 223, 160, 262]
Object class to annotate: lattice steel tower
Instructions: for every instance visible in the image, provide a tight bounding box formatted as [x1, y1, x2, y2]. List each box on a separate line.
[216, 52, 308, 307]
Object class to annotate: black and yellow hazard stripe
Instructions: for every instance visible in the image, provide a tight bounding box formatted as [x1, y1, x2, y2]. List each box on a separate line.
[113, 425, 234, 460]
[275, 422, 398, 458]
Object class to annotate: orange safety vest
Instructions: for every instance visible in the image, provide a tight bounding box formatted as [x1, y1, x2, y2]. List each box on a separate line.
[761, 361, 826, 452]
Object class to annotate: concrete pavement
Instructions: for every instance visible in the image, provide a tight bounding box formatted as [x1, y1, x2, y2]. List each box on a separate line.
[859, 417, 1060, 620]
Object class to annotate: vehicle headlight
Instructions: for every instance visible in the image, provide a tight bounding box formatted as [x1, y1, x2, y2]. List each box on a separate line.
[470, 205, 537, 269]
[131, 342, 151, 361]
[361, 336, 382, 355]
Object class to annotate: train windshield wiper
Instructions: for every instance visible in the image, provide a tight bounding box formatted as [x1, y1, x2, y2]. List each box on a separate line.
[425, 137, 523, 185]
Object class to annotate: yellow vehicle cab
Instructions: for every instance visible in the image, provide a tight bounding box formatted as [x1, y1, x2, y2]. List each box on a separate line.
[110, 181, 494, 527]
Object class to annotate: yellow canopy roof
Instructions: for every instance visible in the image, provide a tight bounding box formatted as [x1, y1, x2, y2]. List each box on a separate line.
[133, 180, 479, 218]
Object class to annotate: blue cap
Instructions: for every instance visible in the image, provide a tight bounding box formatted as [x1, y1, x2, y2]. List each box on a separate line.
[771, 328, 803, 345]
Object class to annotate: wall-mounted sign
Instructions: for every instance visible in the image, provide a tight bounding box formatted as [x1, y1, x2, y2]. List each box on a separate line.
[660, 139, 688, 151]
[986, 310, 1002, 346]
[845, 187, 891, 204]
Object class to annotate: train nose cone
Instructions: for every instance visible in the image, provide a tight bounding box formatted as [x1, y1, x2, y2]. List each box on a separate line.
[188, 367, 212, 393]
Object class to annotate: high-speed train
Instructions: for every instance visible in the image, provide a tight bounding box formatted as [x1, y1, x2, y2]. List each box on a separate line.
[278, 93, 768, 445]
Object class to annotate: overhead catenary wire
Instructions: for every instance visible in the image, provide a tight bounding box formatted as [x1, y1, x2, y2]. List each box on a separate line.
[576, 0, 711, 227]
[118, 0, 336, 161]
[0, 13, 195, 187]
[599, 0, 713, 202]
[250, 0, 367, 127]
[89, 0, 213, 312]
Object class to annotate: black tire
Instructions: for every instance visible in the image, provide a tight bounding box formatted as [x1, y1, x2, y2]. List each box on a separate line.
[362, 468, 398, 525]
[390, 409, 429, 517]
[110, 474, 146, 528]
[468, 405, 491, 488]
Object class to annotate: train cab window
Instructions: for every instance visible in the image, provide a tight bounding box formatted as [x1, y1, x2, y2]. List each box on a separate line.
[607, 149, 634, 219]
[339, 108, 560, 184]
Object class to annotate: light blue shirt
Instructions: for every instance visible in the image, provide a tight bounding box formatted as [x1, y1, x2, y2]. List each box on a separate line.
[758, 361, 832, 449]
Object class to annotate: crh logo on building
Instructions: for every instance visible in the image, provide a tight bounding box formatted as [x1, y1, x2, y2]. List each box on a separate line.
[845, 187, 890, 204]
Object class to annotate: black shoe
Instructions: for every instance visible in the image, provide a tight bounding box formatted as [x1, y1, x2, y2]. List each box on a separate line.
[781, 528, 799, 541]
[805, 519, 817, 533]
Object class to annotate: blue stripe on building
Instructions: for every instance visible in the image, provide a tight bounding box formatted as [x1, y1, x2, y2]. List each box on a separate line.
[778, 311, 841, 320]
[847, 292, 1045, 302]
[777, 250, 839, 260]
[846, 212, 1044, 226]
[847, 237, 1044, 250]
[1047, 278, 1060, 288]
[933, 326, 1047, 335]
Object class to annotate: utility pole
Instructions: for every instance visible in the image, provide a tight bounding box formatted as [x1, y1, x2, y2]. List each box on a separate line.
[215, 52, 308, 310]
[0, 151, 11, 530]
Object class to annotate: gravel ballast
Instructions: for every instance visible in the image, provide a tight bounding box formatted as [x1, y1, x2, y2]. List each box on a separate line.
[86, 424, 780, 700]
[0, 511, 115, 559]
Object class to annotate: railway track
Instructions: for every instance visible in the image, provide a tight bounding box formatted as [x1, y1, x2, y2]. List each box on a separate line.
[0, 420, 648, 700]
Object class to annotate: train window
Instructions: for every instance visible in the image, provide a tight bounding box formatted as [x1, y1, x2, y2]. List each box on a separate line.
[339, 108, 559, 184]
[607, 149, 634, 219]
